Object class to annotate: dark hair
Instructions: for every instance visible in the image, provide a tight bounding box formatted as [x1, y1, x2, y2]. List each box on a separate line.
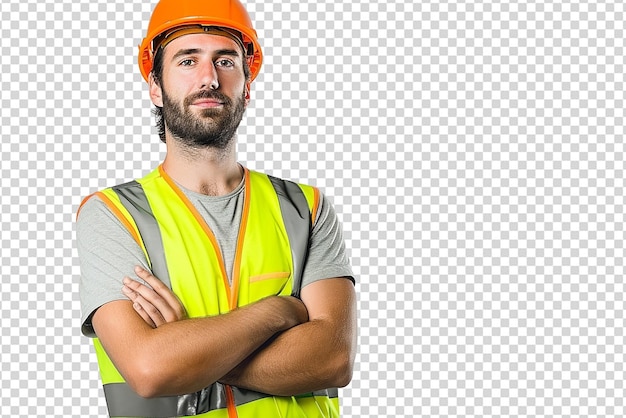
[151, 45, 251, 143]
[151, 48, 167, 143]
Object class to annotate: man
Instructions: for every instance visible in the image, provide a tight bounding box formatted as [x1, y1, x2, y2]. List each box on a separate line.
[76, 0, 357, 417]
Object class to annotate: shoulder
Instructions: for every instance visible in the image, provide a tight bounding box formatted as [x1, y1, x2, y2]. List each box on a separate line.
[249, 169, 323, 222]
[76, 191, 114, 227]
[77, 183, 127, 221]
[77, 167, 161, 225]
[75, 190, 134, 247]
[76, 180, 144, 247]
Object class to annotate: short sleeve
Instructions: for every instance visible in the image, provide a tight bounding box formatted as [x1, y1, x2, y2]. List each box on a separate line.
[76, 196, 150, 337]
[301, 191, 355, 288]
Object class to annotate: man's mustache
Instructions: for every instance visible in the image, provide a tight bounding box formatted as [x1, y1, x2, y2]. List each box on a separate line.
[184, 90, 231, 107]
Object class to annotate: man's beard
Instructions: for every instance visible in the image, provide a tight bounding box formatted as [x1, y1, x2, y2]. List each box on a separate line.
[161, 87, 246, 150]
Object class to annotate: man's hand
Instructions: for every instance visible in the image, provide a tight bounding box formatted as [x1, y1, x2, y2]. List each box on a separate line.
[121, 265, 308, 330]
[94, 286, 310, 397]
[122, 265, 187, 328]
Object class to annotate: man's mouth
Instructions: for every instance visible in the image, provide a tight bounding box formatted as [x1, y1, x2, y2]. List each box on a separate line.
[191, 99, 224, 108]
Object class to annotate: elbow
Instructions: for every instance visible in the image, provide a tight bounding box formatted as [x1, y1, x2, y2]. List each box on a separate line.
[335, 354, 354, 388]
[327, 349, 354, 388]
[124, 358, 170, 398]
[335, 368, 353, 388]
[320, 330, 356, 389]
[126, 373, 162, 399]
[129, 382, 161, 399]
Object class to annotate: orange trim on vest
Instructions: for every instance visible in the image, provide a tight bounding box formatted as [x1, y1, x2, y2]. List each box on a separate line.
[80, 192, 143, 248]
[158, 165, 234, 303]
[311, 186, 321, 225]
[76, 192, 95, 220]
[229, 168, 251, 310]
[249, 271, 291, 283]
[225, 385, 238, 418]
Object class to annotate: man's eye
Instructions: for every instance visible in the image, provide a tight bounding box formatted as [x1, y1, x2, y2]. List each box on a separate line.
[180, 59, 195, 66]
[216, 59, 234, 68]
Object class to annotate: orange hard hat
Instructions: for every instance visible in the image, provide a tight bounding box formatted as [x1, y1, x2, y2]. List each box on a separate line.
[138, 0, 263, 82]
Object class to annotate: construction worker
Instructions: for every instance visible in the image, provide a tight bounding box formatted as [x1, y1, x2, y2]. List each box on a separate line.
[76, 0, 357, 417]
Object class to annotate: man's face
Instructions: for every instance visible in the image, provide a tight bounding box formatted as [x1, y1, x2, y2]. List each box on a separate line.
[150, 33, 250, 149]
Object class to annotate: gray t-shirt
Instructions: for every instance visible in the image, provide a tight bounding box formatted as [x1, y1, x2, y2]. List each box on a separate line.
[77, 172, 354, 337]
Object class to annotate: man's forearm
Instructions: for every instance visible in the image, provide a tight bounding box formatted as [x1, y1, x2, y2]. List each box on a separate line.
[220, 278, 357, 396]
[220, 319, 354, 396]
[93, 295, 307, 398]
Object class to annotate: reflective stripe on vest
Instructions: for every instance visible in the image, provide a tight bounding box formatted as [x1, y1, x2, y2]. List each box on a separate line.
[267, 175, 311, 298]
[88, 166, 339, 417]
[112, 181, 173, 288]
[104, 382, 338, 417]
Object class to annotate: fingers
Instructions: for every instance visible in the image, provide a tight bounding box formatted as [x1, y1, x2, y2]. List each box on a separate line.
[122, 274, 172, 324]
[122, 281, 165, 327]
[133, 265, 168, 293]
[133, 266, 187, 321]
[122, 266, 187, 326]
[133, 302, 157, 328]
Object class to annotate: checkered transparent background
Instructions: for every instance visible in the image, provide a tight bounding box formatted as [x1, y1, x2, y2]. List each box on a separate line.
[1, 0, 625, 417]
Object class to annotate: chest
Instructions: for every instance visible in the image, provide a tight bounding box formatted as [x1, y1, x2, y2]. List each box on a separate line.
[155, 190, 294, 317]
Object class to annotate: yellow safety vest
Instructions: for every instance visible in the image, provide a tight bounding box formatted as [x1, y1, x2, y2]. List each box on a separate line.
[80, 165, 340, 417]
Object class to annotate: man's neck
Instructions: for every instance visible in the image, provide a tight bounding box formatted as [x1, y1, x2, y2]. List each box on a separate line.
[162, 138, 243, 196]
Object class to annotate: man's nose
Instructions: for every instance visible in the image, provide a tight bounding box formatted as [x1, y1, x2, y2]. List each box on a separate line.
[199, 62, 219, 90]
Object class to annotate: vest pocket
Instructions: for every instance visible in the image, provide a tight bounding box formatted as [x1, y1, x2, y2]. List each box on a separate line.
[247, 272, 292, 300]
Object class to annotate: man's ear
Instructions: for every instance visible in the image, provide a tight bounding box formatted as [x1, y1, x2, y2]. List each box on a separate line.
[149, 72, 164, 107]
[244, 81, 251, 106]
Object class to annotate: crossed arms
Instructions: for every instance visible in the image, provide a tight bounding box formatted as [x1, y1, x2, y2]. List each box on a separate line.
[91, 266, 357, 398]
